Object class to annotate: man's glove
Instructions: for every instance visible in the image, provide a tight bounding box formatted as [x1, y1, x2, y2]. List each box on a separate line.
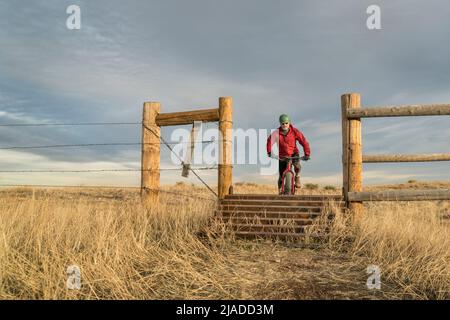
[303, 155, 310, 161]
[267, 152, 271, 158]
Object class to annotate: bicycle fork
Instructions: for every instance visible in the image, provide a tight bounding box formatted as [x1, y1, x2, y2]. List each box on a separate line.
[280, 161, 296, 195]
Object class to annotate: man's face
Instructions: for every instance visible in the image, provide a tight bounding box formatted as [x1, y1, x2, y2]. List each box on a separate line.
[281, 122, 290, 131]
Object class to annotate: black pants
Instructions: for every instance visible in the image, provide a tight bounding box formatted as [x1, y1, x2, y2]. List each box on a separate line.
[278, 153, 301, 188]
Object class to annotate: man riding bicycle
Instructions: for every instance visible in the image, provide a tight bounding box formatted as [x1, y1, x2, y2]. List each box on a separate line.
[266, 114, 310, 191]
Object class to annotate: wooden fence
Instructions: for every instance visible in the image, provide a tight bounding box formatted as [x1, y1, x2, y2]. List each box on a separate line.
[140, 97, 233, 204]
[341, 93, 450, 218]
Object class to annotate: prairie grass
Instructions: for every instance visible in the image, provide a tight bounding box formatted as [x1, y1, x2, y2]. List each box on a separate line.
[0, 182, 448, 299]
[0, 188, 237, 299]
[310, 185, 450, 299]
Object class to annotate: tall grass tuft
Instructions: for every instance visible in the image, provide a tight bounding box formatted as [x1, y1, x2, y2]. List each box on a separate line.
[315, 200, 450, 299]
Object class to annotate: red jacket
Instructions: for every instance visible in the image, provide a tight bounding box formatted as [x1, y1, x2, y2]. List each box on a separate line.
[266, 125, 310, 158]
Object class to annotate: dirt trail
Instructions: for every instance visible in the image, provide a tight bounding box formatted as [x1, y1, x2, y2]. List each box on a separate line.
[228, 242, 402, 299]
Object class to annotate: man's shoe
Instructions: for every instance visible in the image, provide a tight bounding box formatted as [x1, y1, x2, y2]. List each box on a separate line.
[295, 175, 301, 188]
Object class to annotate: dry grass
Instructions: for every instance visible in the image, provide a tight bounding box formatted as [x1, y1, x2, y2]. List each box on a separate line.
[310, 181, 450, 299]
[0, 181, 449, 299]
[0, 187, 238, 299]
[325, 201, 450, 299]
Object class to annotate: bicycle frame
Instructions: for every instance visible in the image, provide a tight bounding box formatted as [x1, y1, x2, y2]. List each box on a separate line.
[270, 155, 308, 195]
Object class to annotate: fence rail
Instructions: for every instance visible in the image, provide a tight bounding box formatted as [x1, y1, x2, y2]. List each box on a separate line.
[363, 153, 450, 163]
[348, 189, 450, 201]
[341, 93, 450, 218]
[155, 108, 219, 126]
[346, 104, 450, 119]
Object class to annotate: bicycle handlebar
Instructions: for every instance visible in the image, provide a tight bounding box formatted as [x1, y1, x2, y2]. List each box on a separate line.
[269, 155, 310, 161]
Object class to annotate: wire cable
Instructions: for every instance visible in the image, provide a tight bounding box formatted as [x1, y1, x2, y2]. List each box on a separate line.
[0, 140, 220, 150]
[0, 122, 141, 127]
[143, 187, 217, 202]
[0, 167, 218, 173]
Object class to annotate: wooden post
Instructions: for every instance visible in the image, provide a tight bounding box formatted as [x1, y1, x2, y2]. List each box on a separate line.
[141, 102, 160, 204]
[341, 93, 363, 219]
[218, 97, 233, 199]
[341, 96, 350, 202]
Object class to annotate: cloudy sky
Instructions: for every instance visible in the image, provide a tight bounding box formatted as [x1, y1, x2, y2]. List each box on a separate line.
[0, 0, 449, 187]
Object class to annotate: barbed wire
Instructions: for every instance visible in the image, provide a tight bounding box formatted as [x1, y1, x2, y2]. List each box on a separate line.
[0, 120, 222, 201]
[143, 187, 217, 202]
[0, 116, 229, 127]
[0, 166, 218, 173]
[0, 184, 139, 189]
[0, 143, 142, 150]
[0, 140, 222, 150]
[0, 122, 141, 127]
[0, 184, 218, 202]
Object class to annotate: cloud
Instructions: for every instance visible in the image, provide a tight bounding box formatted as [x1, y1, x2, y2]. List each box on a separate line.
[0, 110, 50, 124]
[0, 0, 450, 186]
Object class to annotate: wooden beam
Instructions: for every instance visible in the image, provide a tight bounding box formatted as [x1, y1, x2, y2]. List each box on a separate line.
[342, 93, 363, 219]
[348, 189, 450, 201]
[218, 97, 233, 199]
[141, 102, 160, 204]
[363, 153, 450, 163]
[341, 95, 350, 201]
[155, 108, 219, 126]
[347, 104, 450, 119]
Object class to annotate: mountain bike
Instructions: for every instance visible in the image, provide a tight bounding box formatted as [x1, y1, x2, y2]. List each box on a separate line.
[270, 155, 309, 195]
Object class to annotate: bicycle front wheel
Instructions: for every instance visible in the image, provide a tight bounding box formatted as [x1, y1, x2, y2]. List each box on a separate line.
[283, 171, 294, 195]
